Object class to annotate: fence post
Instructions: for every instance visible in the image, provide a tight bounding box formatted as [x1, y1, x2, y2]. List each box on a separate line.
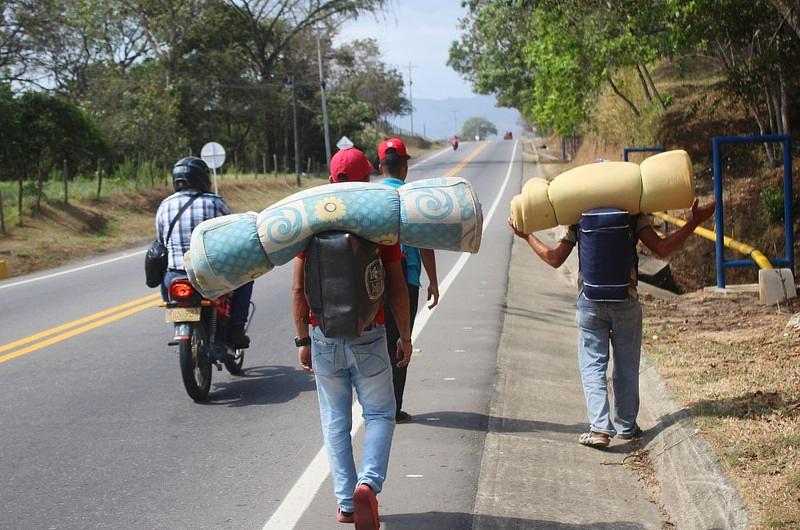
[262, 154, 267, 176]
[273, 154, 278, 176]
[36, 166, 43, 211]
[96, 158, 103, 199]
[234, 150, 238, 179]
[163, 160, 168, 186]
[135, 155, 140, 189]
[18, 174, 23, 225]
[0, 184, 5, 235]
[63, 159, 68, 204]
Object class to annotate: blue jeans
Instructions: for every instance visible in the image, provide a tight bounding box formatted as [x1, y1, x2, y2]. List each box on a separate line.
[575, 292, 642, 436]
[311, 325, 396, 512]
[162, 270, 253, 325]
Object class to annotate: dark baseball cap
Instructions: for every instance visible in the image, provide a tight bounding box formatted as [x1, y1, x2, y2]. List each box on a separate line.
[378, 137, 410, 161]
[329, 147, 375, 183]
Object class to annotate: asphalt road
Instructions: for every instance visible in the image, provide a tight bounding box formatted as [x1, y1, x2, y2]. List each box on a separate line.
[0, 139, 522, 530]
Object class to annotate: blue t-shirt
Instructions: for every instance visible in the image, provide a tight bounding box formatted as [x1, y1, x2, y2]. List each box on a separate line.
[379, 176, 422, 287]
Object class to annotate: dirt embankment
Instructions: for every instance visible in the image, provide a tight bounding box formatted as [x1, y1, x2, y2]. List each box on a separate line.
[0, 176, 325, 278]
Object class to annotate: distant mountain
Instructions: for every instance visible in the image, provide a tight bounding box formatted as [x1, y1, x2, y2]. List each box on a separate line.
[389, 95, 525, 141]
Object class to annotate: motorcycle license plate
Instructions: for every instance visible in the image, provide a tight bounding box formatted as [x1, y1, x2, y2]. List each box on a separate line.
[165, 307, 201, 323]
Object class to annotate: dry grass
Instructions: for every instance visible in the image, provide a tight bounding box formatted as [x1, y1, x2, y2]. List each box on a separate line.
[642, 291, 800, 529]
[0, 174, 327, 278]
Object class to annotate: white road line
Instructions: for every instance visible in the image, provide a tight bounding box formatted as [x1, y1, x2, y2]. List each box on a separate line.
[0, 250, 145, 291]
[261, 140, 519, 530]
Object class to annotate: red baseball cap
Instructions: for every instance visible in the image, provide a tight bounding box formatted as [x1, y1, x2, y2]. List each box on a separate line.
[329, 147, 375, 182]
[378, 137, 410, 161]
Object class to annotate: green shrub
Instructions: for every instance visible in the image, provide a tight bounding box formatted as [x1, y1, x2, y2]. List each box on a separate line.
[759, 186, 796, 223]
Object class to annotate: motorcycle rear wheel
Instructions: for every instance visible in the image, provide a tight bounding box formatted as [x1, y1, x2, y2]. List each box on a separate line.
[179, 324, 212, 401]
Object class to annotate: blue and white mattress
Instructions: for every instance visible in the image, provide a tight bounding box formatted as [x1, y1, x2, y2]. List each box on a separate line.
[185, 177, 482, 299]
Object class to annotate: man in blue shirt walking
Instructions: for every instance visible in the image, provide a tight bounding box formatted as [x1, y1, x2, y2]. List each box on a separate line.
[376, 138, 440, 423]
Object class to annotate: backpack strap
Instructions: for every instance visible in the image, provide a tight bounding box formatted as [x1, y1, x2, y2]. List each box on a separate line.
[163, 192, 203, 245]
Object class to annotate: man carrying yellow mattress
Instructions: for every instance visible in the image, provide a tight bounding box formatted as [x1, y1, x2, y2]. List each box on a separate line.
[292, 147, 412, 529]
[508, 194, 714, 448]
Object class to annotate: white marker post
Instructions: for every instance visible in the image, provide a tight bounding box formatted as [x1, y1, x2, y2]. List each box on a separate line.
[201, 141, 226, 194]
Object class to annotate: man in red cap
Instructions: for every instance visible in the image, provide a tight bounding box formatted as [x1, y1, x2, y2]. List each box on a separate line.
[292, 146, 411, 529]
[376, 138, 440, 424]
[328, 146, 375, 183]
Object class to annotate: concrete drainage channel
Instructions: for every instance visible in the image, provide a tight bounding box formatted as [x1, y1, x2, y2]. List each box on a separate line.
[635, 326, 750, 529]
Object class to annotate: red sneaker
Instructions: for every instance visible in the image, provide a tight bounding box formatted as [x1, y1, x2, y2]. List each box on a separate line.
[353, 483, 380, 530]
[336, 508, 354, 524]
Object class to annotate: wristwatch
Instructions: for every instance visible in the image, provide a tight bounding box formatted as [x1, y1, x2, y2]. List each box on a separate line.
[294, 336, 311, 347]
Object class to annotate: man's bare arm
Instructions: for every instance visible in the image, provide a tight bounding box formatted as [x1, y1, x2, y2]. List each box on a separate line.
[420, 248, 439, 309]
[385, 259, 412, 366]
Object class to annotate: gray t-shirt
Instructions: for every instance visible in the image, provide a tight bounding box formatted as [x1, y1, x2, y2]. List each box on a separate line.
[557, 214, 652, 297]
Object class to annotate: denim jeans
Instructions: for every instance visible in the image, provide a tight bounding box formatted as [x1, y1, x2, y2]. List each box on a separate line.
[575, 292, 642, 436]
[311, 325, 396, 512]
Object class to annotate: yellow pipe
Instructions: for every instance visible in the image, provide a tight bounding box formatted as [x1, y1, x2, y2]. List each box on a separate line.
[652, 211, 773, 270]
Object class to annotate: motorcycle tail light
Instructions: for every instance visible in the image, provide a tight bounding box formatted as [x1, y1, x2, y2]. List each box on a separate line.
[169, 280, 195, 301]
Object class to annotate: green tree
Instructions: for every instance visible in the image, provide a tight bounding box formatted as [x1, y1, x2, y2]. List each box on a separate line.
[460, 116, 497, 139]
[17, 91, 107, 178]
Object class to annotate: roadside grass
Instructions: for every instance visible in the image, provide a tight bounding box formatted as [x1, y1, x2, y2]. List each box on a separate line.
[642, 291, 800, 529]
[0, 136, 447, 278]
[0, 172, 327, 278]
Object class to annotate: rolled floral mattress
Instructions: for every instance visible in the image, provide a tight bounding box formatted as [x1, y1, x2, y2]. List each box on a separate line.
[185, 177, 482, 299]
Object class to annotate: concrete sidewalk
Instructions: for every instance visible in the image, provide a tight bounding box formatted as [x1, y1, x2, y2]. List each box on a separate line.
[470, 147, 748, 529]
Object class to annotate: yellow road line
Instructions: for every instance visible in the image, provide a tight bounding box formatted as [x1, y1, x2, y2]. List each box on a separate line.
[0, 298, 161, 365]
[0, 293, 161, 355]
[441, 142, 490, 178]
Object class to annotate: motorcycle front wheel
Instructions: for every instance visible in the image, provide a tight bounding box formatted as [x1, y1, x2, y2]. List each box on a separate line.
[224, 348, 245, 375]
[179, 323, 212, 401]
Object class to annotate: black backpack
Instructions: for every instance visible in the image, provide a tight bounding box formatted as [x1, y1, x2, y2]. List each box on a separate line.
[578, 208, 637, 301]
[304, 231, 385, 338]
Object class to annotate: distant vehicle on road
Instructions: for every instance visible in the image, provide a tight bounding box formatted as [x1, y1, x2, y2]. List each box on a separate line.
[504, 131, 513, 140]
[451, 135, 459, 150]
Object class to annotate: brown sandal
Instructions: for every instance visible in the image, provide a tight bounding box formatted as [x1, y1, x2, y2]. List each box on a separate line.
[578, 431, 611, 447]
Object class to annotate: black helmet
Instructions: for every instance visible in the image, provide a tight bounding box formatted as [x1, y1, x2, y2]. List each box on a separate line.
[172, 156, 211, 193]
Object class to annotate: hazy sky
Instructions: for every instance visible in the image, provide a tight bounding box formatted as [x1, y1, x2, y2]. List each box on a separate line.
[337, 0, 476, 100]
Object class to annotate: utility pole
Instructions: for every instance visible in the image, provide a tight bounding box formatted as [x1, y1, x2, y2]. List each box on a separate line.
[407, 63, 417, 136]
[316, 26, 332, 164]
[290, 74, 301, 186]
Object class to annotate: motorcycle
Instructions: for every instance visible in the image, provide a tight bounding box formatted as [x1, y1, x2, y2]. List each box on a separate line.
[163, 277, 249, 401]
[451, 137, 459, 150]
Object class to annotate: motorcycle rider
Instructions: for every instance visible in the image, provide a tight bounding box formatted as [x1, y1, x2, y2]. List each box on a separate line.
[451, 135, 459, 150]
[156, 156, 253, 348]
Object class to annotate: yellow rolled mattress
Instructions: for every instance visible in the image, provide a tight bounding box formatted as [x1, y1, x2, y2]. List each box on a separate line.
[509, 149, 695, 233]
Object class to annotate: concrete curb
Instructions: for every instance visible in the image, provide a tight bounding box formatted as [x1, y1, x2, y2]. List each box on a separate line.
[638, 356, 749, 529]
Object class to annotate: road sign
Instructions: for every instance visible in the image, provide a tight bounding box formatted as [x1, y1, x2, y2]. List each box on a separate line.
[336, 136, 354, 150]
[201, 142, 226, 169]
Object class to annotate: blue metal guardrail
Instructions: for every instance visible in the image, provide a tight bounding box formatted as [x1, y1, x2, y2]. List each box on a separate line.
[713, 134, 794, 288]
[623, 145, 665, 162]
